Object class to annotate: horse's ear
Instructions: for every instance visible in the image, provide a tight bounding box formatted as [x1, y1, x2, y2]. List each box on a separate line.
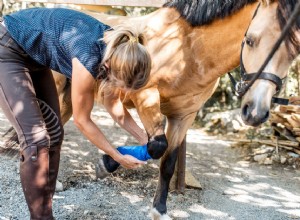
[259, 0, 274, 6]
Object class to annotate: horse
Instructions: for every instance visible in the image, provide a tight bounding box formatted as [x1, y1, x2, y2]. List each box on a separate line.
[239, 0, 300, 127]
[3, 1, 261, 219]
[59, 1, 262, 218]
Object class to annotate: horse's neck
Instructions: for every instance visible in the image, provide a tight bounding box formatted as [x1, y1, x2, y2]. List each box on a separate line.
[142, 3, 259, 89]
[90, 3, 259, 99]
[190, 3, 259, 80]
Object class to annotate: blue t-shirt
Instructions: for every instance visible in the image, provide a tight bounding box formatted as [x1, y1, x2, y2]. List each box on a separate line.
[3, 8, 111, 79]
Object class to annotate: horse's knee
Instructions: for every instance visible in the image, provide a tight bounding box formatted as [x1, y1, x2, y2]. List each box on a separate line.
[147, 134, 168, 159]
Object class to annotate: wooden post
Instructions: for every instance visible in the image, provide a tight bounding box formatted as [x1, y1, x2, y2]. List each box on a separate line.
[177, 135, 186, 193]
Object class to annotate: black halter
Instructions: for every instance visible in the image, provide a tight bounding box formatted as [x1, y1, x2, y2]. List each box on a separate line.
[228, 1, 300, 105]
[238, 39, 285, 100]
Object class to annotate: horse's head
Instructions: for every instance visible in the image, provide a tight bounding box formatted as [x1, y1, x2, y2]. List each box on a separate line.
[240, 0, 299, 126]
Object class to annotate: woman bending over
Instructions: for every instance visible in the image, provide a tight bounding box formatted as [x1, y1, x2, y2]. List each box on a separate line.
[0, 7, 151, 219]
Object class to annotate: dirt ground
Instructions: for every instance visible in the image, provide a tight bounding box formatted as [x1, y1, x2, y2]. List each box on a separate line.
[0, 105, 300, 220]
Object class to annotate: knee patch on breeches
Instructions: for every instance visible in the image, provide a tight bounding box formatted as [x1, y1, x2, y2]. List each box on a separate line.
[38, 99, 63, 147]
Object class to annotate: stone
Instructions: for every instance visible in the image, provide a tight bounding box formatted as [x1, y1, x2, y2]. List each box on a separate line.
[280, 156, 287, 164]
[55, 180, 64, 192]
[253, 154, 268, 163]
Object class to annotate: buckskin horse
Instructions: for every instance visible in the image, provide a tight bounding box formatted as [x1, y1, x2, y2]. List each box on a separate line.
[237, 0, 300, 127]
[4, 1, 262, 219]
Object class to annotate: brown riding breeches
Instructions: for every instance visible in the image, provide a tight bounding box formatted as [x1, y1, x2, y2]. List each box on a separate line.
[0, 23, 63, 149]
[0, 21, 63, 220]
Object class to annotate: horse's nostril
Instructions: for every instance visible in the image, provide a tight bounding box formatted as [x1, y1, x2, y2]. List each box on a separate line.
[263, 110, 270, 122]
[242, 104, 249, 117]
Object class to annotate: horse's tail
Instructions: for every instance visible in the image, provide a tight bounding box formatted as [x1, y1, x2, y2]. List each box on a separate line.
[0, 127, 19, 158]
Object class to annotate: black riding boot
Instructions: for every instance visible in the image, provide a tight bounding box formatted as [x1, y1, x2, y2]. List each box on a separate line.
[19, 145, 54, 220]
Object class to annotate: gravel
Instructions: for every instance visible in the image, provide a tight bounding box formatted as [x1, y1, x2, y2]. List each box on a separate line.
[1, 106, 300, 220]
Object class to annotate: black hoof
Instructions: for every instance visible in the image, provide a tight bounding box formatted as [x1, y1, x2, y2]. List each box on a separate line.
[95, 154, 120, 179]
[95, 157, 110, 179]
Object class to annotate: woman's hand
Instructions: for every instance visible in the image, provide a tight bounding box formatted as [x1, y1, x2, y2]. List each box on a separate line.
[117, 154, 146, 169]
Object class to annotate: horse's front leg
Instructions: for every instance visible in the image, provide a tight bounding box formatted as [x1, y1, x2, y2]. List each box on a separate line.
[96, 87, 168, 177]
[132, 87, 167, 159]
[151, 112, 197, 220]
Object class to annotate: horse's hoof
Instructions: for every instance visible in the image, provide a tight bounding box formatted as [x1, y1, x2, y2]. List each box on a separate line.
[95, 157, 109, 179]
[151, 208, 172, 220]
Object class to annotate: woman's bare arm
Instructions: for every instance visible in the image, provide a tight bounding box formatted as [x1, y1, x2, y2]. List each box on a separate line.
[71, 58, 145, 169]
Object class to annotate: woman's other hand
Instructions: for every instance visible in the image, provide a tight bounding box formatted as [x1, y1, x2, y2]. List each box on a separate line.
[118, 154, 146, 169]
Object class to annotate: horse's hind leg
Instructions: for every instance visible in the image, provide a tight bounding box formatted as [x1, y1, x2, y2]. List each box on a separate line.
[151, 112, 197, 220]
[52, 71, 73, 125]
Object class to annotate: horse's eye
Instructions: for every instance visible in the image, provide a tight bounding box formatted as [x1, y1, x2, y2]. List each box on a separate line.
[245, 37, 254, 47]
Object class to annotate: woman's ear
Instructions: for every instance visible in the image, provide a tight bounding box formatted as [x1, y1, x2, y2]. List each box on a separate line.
[98, 64, 109, 80]
[104, 62, 110, 69]
[260, 0, 273, 6]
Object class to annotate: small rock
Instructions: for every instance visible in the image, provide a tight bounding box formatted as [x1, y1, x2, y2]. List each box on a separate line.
[146, 182, 151, 188]
[84, 210, 89, 215]
[55, 180, 64, 192]
[264, 158, 273, 165]
[280, 156, 287, 164]
[254, 145, 274, 154]
[254, 154, 268, 163]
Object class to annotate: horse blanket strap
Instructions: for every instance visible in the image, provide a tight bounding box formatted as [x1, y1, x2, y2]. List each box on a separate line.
[242, 72, 283, 92]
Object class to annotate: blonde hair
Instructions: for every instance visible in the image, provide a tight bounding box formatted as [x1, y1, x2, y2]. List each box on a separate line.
[98, 25, 151, 91]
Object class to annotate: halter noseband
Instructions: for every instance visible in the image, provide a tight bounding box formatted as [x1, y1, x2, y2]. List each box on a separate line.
[228, 2, 300, 105]
[239, 40, 284, 94]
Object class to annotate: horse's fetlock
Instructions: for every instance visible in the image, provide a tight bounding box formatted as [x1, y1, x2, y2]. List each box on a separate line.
[147, 134, 168, 159]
